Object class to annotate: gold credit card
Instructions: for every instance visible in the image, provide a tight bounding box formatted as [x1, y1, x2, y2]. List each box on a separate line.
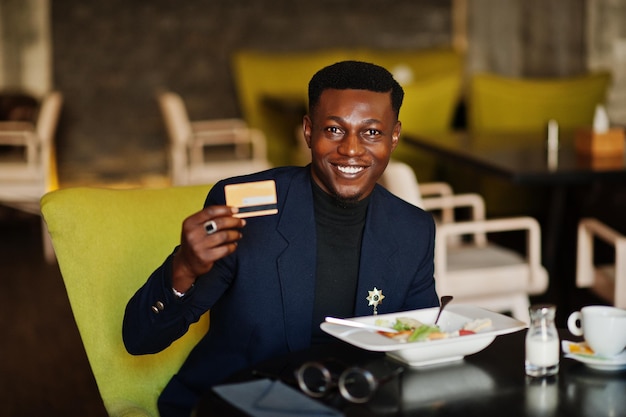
[224, 180, 278, 218]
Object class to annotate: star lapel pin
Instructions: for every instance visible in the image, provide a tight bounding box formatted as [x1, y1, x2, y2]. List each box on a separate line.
[366, 287, 385, 315]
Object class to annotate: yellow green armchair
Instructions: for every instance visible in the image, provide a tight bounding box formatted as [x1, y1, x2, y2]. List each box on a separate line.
[41, 185, 212, 417]
[468, 72, 612, 134]
[449, 71, 612, 217]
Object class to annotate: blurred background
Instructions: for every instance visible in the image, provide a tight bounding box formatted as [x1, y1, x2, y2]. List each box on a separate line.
[1, 0, 625, 415]
[1, 0, 623, 185]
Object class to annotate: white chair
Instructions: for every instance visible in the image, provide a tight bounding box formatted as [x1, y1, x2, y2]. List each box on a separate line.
[576, 218, 626, 308]
[0, 91, 63, 262]
[380, 160, 548, 322]
[157, 91, 271, 186]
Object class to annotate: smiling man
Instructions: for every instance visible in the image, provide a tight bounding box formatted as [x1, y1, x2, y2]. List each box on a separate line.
[305, 87, 401, 204]
[123, 61, 439, 416]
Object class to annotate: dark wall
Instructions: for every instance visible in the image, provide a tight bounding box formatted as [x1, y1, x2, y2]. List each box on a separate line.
[51, 0, 452, 183]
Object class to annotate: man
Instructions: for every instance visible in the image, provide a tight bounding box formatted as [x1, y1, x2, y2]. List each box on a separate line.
[123, 60, 439, 416]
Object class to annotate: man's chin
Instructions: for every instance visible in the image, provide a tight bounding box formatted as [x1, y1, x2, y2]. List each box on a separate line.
[331, 190, 364, 207]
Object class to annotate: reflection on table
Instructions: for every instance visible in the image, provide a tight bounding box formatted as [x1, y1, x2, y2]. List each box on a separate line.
[196, 329, 625, 417]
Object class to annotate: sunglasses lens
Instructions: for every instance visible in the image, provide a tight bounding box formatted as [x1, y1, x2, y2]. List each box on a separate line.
[296, 362, 331, 398]
[339, 367, 377, 403]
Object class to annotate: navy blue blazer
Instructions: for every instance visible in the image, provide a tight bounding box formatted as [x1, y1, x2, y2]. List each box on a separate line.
[123, 166, 438, 414]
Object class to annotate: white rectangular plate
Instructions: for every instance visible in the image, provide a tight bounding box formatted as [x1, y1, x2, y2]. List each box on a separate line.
[320, 305, 526, 367]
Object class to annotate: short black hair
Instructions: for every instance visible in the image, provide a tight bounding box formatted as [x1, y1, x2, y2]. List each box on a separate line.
[308, 60, 404, 118]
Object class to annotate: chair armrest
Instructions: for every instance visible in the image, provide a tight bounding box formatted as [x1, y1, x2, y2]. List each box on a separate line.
[191, 118, 247, 132]
[190, 127, 267, 161]
[576, 218, 626, 306]
[0, 122, 36, 145]
[422, 192, 487, 245]
[421, 192, 486, 220]
[435, 216, 543, 288]
[0, 123, 39, 168]
[418, 182, 454, 223]
[0, 121, 35, 133]
[418, 182, 453, 198]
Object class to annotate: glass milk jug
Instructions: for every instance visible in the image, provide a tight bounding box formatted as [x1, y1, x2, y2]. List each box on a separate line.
[525, 304, 559, 377]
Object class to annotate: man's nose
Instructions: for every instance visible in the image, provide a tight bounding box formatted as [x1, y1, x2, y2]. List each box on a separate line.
[338, 133, 364, 156]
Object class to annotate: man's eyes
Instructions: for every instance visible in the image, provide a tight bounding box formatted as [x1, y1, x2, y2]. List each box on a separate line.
[324, 127, 382, 138]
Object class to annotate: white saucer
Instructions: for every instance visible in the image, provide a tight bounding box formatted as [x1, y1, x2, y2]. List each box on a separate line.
[562, 341, 626, 371]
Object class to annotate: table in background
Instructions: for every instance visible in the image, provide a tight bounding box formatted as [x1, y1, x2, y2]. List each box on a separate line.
[403, 131, 626, 317]
[196, 329, 625, 417]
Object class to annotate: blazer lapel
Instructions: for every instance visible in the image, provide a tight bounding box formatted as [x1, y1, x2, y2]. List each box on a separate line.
[355, 187, 401, 316]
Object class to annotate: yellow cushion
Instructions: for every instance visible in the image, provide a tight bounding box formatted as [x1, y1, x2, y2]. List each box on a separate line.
[40, 185, 212, 417]
[468, 72, 612, 134]
[395, 71, 462, 182]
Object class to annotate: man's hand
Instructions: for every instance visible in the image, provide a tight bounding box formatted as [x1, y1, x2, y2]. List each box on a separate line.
[172, 205, 246, 293]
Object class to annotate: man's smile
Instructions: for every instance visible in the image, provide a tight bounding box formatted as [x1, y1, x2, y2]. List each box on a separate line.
[336, 164, 366, 175]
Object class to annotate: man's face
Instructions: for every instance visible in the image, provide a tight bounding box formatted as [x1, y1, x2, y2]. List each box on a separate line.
[303, 88, 400, 203]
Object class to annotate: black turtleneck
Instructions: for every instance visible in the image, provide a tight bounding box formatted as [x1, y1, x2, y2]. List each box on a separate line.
[310, 180, 370, 344]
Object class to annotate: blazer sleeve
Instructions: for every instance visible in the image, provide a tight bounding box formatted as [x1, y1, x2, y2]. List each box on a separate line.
[122, 182, 235, 355]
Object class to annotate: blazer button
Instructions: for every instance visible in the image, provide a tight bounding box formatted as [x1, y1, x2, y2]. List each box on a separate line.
[156, 301, 165, 311]
[151, 305, 159, 314]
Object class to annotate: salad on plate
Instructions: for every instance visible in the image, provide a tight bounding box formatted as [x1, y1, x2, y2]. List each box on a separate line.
[375, 316, 493, 343]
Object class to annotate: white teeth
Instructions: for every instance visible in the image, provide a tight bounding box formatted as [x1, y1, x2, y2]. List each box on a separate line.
[337, 165, 364, 174]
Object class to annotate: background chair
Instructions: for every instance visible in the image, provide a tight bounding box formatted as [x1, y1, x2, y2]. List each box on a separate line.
[157, 91, 271, 186]
[576, 217, 625, 308]
[380, 161, 548, 322]
[41, 185, 212, 417]
[0, 91, 63, 262]
[231, 48, 463, 167]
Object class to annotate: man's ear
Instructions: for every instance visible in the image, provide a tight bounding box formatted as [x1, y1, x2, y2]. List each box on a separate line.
[391, 121, 401, 152]
[303, 115, 313, 149]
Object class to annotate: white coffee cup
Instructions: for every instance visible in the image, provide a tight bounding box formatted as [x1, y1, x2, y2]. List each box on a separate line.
[567, 306, 626, 357]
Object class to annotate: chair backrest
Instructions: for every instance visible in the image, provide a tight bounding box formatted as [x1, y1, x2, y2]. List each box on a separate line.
[157, 91, 198, 147]
[157, 92, 191, 185]
[41, 185, 212, 417]
[36, 91, 63, 146]
[36, 91, 63, 192]
[380, 160, 425, 208]
[468, 72, 612, 134]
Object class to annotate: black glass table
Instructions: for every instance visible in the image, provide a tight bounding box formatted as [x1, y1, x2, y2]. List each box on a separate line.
[195, 329, 625, 417]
